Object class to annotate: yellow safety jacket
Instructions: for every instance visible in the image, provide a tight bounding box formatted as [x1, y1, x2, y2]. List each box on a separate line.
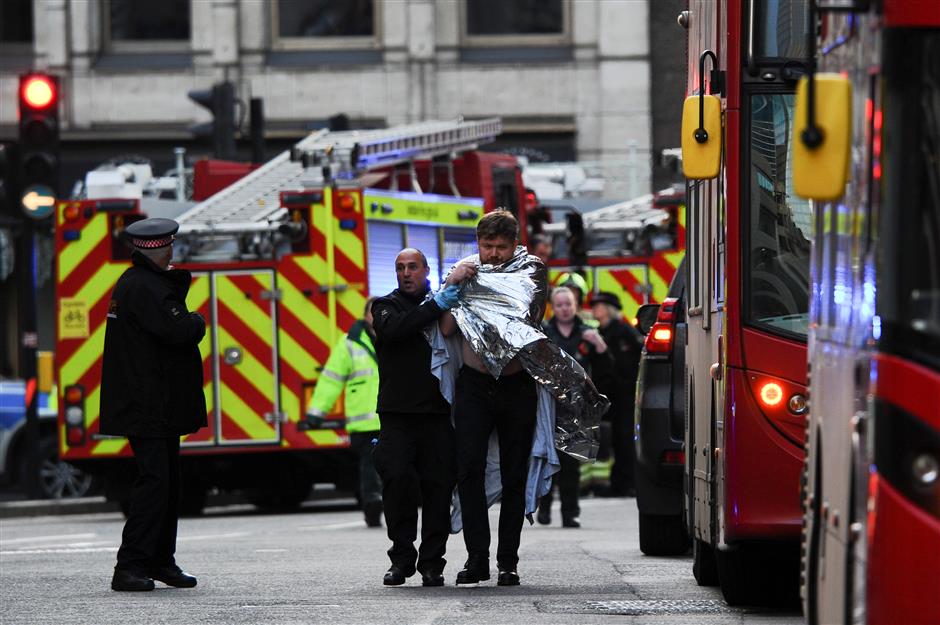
[307, 320, 380, 433]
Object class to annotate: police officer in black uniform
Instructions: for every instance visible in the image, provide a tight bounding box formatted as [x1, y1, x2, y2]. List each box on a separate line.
[590, 291, 644, 496]
[100, 218, 207, 592]
[370, 248, 467, 587]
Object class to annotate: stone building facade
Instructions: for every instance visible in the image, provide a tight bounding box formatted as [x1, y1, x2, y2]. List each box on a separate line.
[0, 0, 666, 197]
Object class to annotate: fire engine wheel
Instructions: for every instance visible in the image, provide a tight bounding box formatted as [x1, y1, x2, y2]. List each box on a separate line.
[28, 436, 96, 499]
[692, 538, 719, 586]
[639, 513, 691, 556]
[246, 478, 313, 512]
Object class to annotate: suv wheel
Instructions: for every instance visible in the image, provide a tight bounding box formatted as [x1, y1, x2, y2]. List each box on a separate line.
[639, 513, 691, 556]
[32, 435, 95, 499]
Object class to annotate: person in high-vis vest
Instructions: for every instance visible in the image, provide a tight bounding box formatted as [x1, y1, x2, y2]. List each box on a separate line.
[306, 297, 383, 527]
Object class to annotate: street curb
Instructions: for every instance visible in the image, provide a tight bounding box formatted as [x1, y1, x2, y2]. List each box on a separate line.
[0, 496, 118, 519]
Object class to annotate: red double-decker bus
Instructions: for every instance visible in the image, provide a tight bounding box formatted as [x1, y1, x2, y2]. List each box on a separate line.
[795, 2, 940, 623]
[680, 0, 812, 605]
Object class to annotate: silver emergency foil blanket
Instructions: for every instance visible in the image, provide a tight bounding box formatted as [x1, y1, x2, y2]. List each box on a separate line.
[446, 246, 609, 461]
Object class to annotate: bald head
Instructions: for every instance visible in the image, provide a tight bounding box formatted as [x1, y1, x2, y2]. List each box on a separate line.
[395, 248, 431, 297]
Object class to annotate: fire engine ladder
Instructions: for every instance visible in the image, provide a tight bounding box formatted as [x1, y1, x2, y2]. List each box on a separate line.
[176, 118, 502, 239]
[292, 117, 502, 194]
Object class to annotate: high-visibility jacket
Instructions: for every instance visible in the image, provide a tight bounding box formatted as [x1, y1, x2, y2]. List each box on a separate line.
[307, 320, 380, 433]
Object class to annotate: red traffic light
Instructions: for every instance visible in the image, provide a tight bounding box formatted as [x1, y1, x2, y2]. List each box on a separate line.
[21, 75, 56, 110]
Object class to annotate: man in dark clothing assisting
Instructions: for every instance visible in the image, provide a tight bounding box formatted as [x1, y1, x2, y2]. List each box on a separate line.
[99, 218, 207, 592]
[371, 247, 473, 587]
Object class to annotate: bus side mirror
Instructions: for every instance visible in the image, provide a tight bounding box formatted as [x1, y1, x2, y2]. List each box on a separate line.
[681, 95, 722, 179]
[793, 74, 852, 200]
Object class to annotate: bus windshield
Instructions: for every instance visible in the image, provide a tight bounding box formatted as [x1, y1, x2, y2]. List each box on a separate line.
[881, 30, 940, 369]
[745, 93, 812, 339]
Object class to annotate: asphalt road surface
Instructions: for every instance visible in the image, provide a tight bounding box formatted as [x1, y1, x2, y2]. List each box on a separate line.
[0, 495, 802, 625]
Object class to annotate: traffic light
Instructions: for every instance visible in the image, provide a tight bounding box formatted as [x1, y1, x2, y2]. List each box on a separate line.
[566, 211, 587, 267]
[188, 81, 236, 159]
[17, 73, 59, 221]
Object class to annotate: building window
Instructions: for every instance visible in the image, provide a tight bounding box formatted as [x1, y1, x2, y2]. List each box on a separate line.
[272, 0, 378, 50]
[462, 0, 569, 45]
[0, 0, 33, 45]
[104, 0, 191, 50]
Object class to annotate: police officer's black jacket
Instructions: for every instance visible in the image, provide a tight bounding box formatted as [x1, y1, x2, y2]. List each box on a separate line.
[100, 251, 208, 437]
[542, 316, 615, 389]
[372, 287, 450, 415]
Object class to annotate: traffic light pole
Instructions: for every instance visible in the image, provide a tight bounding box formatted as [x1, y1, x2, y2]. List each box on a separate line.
[15, 219, 41, 499]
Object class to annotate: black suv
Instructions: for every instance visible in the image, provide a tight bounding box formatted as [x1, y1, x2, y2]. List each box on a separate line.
[634, 257, 689, 555]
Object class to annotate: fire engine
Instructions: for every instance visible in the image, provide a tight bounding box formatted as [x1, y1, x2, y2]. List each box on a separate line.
[541, 188, 685, 322]
[54, 118, 525, 514]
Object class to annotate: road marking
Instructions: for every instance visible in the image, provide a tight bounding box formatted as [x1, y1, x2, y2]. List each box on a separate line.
[296, 521, 363, 530]
[238, 604, 340, 609]
[254, 549, 287, 553]
[177, 532, 251, 541]
[0, 532, 97, 545]
[1, 547, 118, 555]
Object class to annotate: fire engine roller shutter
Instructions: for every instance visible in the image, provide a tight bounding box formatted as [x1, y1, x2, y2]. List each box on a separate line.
[212, 270, 280, 445]
[407, 225, 442, 289]
[367, 221, 404, 297]
[182, 272, 216, 446]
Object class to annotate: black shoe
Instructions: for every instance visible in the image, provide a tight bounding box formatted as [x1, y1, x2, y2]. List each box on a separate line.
[497, 567, 520, 586]
[562, 516, 581, 528]
[111, 569, 155, 592]
[364, 501, 383, 528]
[383, 565, 414, 586]
[455, 556, 490, 585]
[149, 565, 197, 588]
[421, 571, 445, 587]
[536, 508, 551, 525]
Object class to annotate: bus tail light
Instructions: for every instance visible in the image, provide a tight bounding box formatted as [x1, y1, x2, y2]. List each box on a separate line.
[758, 382, 784, 408]
[661, 449, 685, 465]
[63, 384, 85, 447]
[746, 373, 806, 446]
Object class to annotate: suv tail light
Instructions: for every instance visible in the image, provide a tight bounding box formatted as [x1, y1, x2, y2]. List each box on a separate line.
[644, 297, 680, 356]
[63, 384, 86, 446]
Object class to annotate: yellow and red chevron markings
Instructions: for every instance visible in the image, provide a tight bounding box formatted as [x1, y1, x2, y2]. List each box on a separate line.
[548, 205, 686, 321]
[55, 190, 373, 460]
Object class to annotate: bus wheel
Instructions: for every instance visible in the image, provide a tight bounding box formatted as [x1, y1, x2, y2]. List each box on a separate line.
[715, 548, 754, 606]
[692, 538, 719, 586]
[639, 513, 691, 556]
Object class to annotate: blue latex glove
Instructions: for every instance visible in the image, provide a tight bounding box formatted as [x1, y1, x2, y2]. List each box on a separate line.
[433, 285, 461, 310]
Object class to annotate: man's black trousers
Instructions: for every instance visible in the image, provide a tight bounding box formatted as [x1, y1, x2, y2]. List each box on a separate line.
[454, 366, 537, 570]
[373, 412, 455, 575]
[115, 436, 181, 573]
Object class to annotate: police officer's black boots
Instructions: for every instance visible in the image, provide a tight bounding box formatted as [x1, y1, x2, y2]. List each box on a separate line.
[149, 565, 198, 588]
[455, 555, 490, 585]
[111, 569, 155, 592]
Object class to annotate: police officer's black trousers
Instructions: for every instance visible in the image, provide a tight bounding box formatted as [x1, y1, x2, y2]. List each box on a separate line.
[454, 367, 537, 570]
[539, 451, 581, 520]
[349, 431, 382, 508]
[373, 412, 455, 575]
[608, 393, 636, 495]
[115, 436, 180, 573]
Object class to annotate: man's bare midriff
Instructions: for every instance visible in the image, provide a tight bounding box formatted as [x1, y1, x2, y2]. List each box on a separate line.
[459, 334, 524, 376]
